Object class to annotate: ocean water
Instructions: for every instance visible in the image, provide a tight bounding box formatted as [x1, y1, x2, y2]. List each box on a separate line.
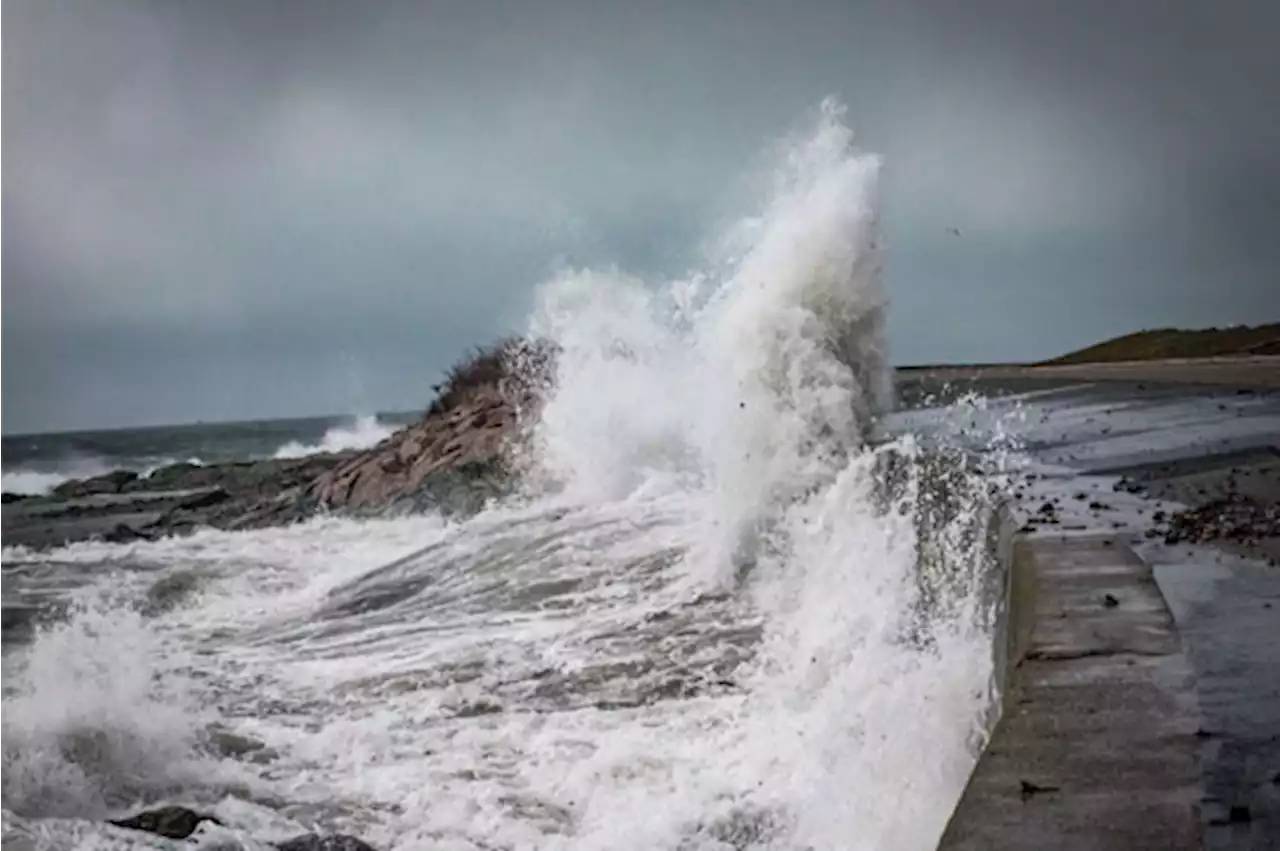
[1, 414, 418, 496]
[1, 101, 1007, 851]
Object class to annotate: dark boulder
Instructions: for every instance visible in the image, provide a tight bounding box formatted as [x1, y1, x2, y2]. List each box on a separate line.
[109, 805, 222, 839]
[107, 807, 377, 850]
[140, 570, 204, 616]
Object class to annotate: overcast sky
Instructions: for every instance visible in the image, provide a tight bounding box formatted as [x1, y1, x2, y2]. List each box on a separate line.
[4, 0, 1279, 433]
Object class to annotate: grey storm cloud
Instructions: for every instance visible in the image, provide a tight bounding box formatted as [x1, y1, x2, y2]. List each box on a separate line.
[4, 0, 1279, 432]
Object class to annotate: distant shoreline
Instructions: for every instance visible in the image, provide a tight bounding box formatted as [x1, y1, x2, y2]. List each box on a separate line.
[6, 325, 1278, 440]
[896, 323, 1280, 388]
[895, 355, 1280, 389]
[902, 322, 1280, 370]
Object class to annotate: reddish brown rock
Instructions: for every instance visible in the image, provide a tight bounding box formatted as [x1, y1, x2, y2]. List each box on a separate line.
[304, 338, 554, 514]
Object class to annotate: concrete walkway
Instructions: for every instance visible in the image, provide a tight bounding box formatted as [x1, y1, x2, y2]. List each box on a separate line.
[903, 378, 1280, 849]
[938, 534, 1204, 850]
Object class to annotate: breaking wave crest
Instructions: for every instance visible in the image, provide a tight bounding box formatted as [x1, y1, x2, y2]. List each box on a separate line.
[0, 596, 216, 820]
[1, 99, 1003, 851]
[1, 463, 116, 496]
[527, 97, 891, 577]
[505, 96, 996, 849]
[272, 415, 396, 459]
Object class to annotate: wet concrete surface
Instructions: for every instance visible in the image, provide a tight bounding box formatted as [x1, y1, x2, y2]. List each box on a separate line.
[926, 374, 1280, 849]
[1148, 554, 1280, 850]
[938, 535, 1203, 850]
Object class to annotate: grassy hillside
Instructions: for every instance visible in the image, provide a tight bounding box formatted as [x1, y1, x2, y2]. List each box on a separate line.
[1042, 323, 1280, 366]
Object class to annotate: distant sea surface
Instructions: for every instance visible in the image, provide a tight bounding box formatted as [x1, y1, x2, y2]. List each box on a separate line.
[1, 412, 420, 496]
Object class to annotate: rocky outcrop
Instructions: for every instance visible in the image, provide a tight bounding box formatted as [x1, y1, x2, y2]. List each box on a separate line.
[306, 388, 521, 514]
[304, 338, 554, 515]
[1, 339, 557, 549]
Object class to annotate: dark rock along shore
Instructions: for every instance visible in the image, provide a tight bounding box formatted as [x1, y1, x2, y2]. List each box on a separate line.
[107, 804, 376, 850]
[1, 339, 555, 551]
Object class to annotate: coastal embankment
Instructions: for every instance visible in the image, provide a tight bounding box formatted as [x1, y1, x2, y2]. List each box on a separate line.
[903, 354, 1280, 390]
[924, 362, 1280, 849]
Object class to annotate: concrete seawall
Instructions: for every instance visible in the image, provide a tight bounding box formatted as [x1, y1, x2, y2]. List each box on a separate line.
[984, 505, 1037, 730]
[893, 368, 1280, 849]
[937, 529, 1205, 850]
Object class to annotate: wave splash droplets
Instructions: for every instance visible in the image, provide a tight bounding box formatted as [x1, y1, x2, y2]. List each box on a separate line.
[1, 598, 213, 820]
[1, 100, 1000, 851]
[522, 99, 994, 849]
[272, 414, 395, 459]
[530, 98, 890, 578]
